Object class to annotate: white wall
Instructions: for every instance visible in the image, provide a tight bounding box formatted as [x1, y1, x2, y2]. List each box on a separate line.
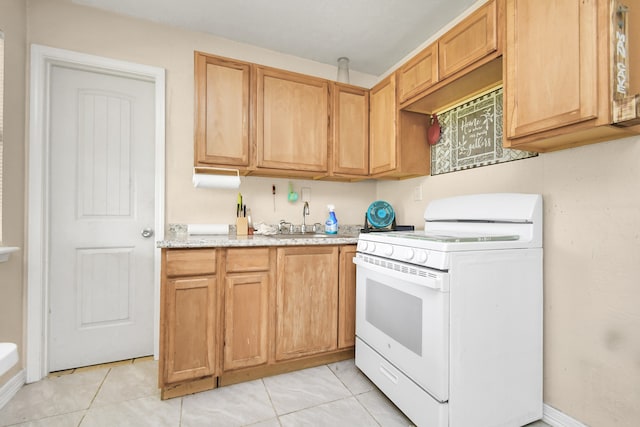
[0, 0, 27, 388]
[26, 0, 378, 230]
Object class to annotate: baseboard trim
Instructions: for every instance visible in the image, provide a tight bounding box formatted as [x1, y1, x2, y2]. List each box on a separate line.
[543, 403, 588, 427]
[0, 370, 25, 410]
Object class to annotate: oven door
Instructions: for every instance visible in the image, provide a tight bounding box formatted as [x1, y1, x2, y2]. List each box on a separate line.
[354, 253, 450, 402]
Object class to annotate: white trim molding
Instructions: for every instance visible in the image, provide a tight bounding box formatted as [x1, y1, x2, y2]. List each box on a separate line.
[0, 370, 25, 410]
[544, 403, 589, 427]
[27, 44, 165, 383]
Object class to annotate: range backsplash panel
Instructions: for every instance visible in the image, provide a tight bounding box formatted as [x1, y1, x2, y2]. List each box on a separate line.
[431, 87, 537, 175]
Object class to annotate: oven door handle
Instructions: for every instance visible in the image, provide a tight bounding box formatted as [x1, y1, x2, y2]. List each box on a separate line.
[353, 256, 449, 292]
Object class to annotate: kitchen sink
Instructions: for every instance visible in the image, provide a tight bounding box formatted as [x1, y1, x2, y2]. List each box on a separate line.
[271, 233, 338, 239]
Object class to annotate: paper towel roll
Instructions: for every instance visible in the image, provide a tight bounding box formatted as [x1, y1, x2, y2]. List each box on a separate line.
[188, 224, 229, 235]
[192, 173, 241, 189]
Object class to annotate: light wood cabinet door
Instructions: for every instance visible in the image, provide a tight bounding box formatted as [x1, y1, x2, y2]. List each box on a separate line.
[275, 246, 339, 361]
[369, 74, 397, 175]
[438, 0, 498, 80]
[398, 42, 439, 103]
[164, 276, 217, 384]
[223, 272, 270, 371]
[194, 52, 250, 167]
[331, 83, 369, 177]
[338, 246, 357, 349]
[504, 0, 597, 139]
[256, 67, 329, 173]
[369, 74, 431, 178]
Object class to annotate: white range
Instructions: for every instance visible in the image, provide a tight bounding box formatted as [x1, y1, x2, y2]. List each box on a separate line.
[354, 193, 543, 427]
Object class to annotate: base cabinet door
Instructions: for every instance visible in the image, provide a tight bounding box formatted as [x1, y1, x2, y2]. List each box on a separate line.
[224, 272, 270, 370]
[275, 246, 339, 360]
[338, 246, 357, 349]
[164, 276, 217, 384]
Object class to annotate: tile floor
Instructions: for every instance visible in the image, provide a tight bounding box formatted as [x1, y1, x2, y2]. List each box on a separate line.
[0, 358, 551, 427]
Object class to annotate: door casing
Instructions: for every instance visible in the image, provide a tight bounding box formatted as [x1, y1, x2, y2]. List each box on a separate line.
[27, 44, 166, 383]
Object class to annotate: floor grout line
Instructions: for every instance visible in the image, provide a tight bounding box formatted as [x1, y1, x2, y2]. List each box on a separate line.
[259, 377, 282, 424]
[86, 366, 112, 411]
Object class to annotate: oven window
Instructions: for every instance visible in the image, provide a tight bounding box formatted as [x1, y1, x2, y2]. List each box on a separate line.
[365, 279, 422, 356]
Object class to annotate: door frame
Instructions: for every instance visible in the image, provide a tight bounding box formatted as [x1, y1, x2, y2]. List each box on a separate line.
[26, 44, 166, 383]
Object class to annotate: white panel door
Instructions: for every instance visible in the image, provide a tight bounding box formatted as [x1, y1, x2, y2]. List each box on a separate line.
[48, 65, 156, 371]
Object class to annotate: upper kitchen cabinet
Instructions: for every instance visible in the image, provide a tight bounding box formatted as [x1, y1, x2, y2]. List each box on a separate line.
[194, 52, 250, 167]
[504, 0, 640, 151]
[330, 83, 369, 179]
[370, 74, 430, 178]
[397, 42, 439, 104]
[255, 66, 329, 177]
[400, 0, 503, 115]
[438, 0, 498, 80]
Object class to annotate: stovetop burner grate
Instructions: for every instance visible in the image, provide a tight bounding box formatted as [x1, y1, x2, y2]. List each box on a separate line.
[361, 214, 414, 233]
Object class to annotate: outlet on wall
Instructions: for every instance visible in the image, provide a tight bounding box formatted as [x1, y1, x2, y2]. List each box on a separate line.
[301, 187, 311, 202]
[413, 185, 423, 201]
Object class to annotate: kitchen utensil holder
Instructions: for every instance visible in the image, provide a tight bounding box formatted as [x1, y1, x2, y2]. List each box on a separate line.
[236, 217, 248, 236]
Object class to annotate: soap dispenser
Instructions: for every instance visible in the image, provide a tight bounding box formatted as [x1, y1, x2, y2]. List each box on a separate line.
[325, 205, 338, 234]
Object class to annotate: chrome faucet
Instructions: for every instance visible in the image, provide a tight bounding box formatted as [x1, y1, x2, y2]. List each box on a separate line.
[301, 202, 310, 233]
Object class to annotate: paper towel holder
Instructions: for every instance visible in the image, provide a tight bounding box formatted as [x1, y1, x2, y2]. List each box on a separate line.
[192, 166, 241, 189]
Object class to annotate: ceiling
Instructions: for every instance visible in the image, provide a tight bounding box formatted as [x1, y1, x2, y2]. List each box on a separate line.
[72, 0, 479, 76]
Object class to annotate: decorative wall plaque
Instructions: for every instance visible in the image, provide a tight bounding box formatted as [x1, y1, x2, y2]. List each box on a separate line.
[431, 87, 537, 175]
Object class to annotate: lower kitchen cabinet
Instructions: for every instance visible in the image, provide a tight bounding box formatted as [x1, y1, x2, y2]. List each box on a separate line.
[224, 273, 270, 370]
[164, 276, 217, 383]
[223, 248, 273, 371]
[338, 245, 357, 349]
[159, 244, 354, 398]
[159, 249, 219, 399]
[275, 246, 339, 361]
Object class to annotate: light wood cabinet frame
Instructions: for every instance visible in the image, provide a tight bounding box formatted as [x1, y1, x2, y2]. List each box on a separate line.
[400, 0, 503, 115]
[338, 246, 357, 349]
[370, 74, 431, 178]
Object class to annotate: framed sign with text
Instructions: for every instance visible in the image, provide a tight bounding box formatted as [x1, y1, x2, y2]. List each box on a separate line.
[431, 87, 537, 175]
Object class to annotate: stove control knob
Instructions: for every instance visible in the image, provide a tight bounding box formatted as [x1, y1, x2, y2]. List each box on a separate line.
[403, 248, 415, 261]
[382, 244, 394, 257]
[415, 250, 428, 264]
[368, 242, 376, 252]
[357, 241, 368, 252]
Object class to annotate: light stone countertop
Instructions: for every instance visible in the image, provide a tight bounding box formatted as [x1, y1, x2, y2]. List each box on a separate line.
[157, 224, 362, 249]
